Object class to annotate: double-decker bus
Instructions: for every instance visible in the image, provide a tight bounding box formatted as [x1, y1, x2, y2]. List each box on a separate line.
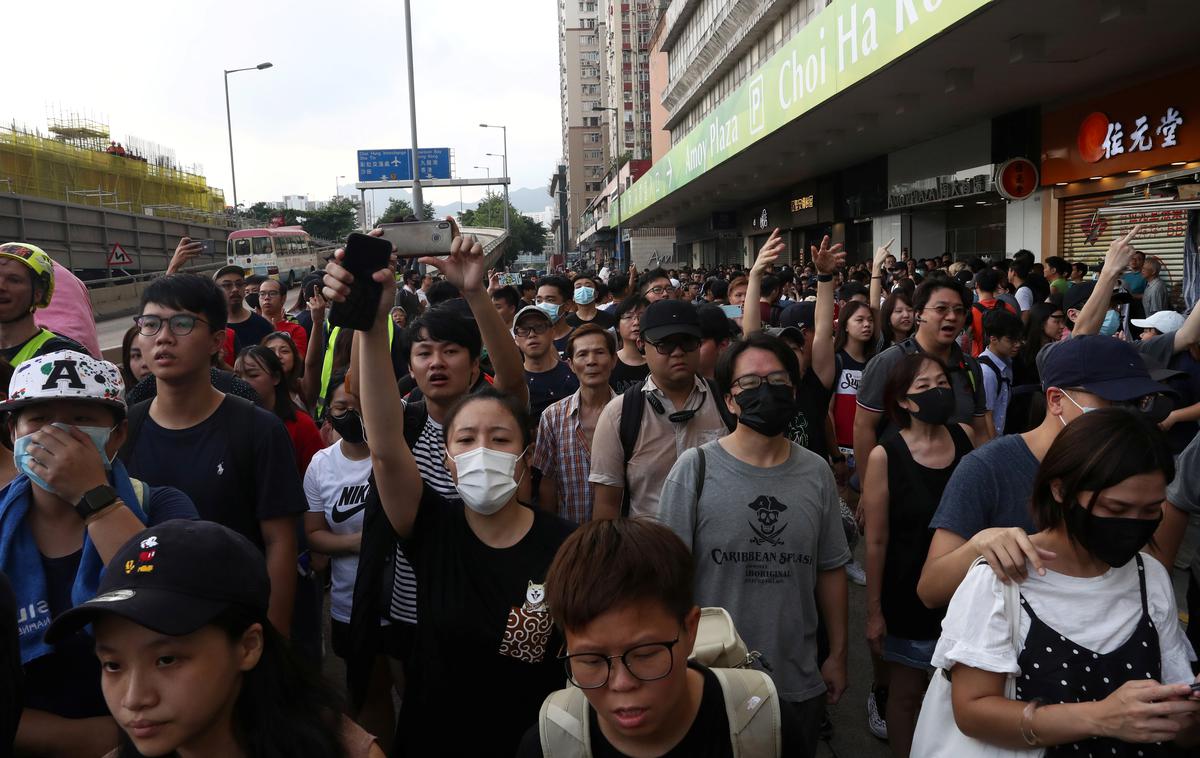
[226, 226, 319, 285]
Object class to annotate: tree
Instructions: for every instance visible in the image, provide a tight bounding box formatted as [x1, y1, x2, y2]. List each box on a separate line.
[378, 197, 436, 224]
[299, 196, 360, 242]
[240, 202, 301, 226]
[459, 194, 548, 265]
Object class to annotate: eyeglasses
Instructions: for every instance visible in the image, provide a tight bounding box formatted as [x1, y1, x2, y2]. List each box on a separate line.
[732, 371, 793, 390]
[133, 314, 209, 337]
[922, 304, 967, 317]
[258, 290, 282, 299]
[560, 637, 679, 689]
[646, 335, 701, 355]
[514, 321, 552, 337]
[645, 285, 675, 296]
[619, 311, 642, 321]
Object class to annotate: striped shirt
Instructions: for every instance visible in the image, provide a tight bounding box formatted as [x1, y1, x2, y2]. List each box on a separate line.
[533, 388, 613, 523]
[388, 413, 458, 624]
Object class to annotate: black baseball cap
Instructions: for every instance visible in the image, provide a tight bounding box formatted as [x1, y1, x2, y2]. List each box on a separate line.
[640, 299, 701, 342]
[780, 301, 815, 331]
[1062, 281, 1132, 313]
[1038, 335, 1172, 401]
[46, 520, 269, 643]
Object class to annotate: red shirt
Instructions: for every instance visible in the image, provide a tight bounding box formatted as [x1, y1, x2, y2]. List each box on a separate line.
[284, 411, 324, 475]
[963, 298, 1018, 357]
[271, 319, 308, 359]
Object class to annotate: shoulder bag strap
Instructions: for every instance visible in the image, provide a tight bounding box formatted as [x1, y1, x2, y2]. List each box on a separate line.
[712, 668, 782, 758]
[539, 687, 591, 758]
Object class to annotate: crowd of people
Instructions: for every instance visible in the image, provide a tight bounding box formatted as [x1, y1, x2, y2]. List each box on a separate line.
[0, 216, 1199, 757]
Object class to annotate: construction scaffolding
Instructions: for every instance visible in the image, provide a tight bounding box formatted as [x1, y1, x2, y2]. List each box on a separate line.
[0, 115, 228, 225]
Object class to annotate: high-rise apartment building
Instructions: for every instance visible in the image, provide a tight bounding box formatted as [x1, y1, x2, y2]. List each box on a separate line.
[557, 0, 610, 248]
[601, 0, 657, 163]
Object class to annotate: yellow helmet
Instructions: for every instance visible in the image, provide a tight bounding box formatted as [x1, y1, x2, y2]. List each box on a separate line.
[0, 242, 55, 308]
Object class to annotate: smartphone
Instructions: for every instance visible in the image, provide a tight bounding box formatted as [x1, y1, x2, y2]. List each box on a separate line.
[197, 239, 215, 255]
[377, 220, 454, 258]
[327, 232, 394, 331]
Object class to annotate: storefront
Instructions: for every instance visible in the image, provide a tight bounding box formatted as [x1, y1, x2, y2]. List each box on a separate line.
[737, 176, 846, 267]
[1042, 65, 1200, 300]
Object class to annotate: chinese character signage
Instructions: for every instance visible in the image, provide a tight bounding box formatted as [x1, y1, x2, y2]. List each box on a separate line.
[790, 195, 815, 212]
[1041, 66, 1200, 185]
[357, 148, 452, 182]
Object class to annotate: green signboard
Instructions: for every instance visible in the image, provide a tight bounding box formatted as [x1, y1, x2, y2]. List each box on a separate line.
[616, 0, 992, 224]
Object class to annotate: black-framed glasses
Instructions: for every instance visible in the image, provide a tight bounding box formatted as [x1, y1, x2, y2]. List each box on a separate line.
[133, 314, 209, 337]
[732, 371, 792, 390]
[514, 321, 552, 337]
[559, 637, 680, 689]
[258, 289, 282, 299]
[646, 335, 700, 355]
[645, 285, 675, 296]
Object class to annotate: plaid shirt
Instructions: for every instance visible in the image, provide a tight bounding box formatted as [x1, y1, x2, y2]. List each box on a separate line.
[533, 387, 614, 523]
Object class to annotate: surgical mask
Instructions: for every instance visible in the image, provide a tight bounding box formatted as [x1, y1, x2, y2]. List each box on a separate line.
[1099, 309, 1122, 337]
[906, 387, 956, 426]
[245, 292, 260, 311]
[574, 287, 596, 305]
[328, 409, 366, 445]
[720, 304, 743, 318]
[13, 422, 113, 493]
[1064, 503, 1161, 568]
[536, 302, 562, 322]
[452, 446, 526, 515]
[1058, 390, 1097, 426]
[733, 384, 798, 437]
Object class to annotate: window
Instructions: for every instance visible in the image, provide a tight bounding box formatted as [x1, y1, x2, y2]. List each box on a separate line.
[583, 149, 602, 159]
[233, 238, 251, 258]
[583, 116, 600, 127]
[252, 236, 273, 256]
[584, 132, 602, 143]
[585, 182, 603, 192]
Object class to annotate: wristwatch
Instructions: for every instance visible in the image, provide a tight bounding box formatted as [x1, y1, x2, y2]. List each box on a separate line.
[75, 484, 119, 521]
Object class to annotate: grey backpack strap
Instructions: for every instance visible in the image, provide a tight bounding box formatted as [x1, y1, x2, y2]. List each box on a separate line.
[538, 686, 591, 758]
[712, 668, 782, 758]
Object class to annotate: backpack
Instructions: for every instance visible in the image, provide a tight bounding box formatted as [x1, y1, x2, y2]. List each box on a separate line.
[537, 607, 781, 758]
[963, 300, 1008, 357]
[617, 378, 736, 517]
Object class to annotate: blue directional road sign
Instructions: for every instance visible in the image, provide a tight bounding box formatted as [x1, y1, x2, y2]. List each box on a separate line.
[357, 148, 452, 182]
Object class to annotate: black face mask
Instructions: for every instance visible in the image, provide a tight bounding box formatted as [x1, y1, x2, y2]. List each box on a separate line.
[329, 409, 367, 445]
[906, 387, 955, 426]
[1065, 503, 1161, 568]
[245, 292, 260, 311]
[733, 384, 798, 437]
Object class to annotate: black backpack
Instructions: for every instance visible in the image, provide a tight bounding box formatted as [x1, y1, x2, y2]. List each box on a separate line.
[617, 377, 736, 516]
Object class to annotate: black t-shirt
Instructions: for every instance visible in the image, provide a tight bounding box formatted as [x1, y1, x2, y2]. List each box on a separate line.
[609, 357, 650, 394]
[127, 367, 261, 406]
[226, 311, 275, 352]
[124, 396, 306, 548]
[527, 361, 580, 423]
[397, 488, 576, 757]
[566, 309, 617, 330]
[0, 571, 19, 751]
[0, 331, 86, 364]
[514, 664, 806, 757]
[787, 369, 833, 460]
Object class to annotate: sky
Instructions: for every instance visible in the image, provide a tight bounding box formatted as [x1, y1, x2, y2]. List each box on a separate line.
[5, 0, 561, 211]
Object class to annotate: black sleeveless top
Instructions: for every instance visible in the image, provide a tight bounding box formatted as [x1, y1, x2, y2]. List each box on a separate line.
[879, 424, 973, 639]
[1015, 554, 1166, 757]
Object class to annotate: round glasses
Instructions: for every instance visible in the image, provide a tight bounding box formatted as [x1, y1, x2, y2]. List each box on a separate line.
[133, 314, 209, 337]
[560, 637, 679, 689]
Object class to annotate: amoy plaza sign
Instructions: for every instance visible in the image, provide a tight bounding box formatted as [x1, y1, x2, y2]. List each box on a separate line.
[616, 0, 994, 223]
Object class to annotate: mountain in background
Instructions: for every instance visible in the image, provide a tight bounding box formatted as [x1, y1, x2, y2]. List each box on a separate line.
[334, 184, 552, 217]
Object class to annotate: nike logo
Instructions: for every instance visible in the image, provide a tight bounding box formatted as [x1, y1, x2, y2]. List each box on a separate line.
[331, 483, 370, 523]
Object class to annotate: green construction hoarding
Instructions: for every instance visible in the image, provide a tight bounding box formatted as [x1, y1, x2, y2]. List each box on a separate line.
[616, 0, 992, 224]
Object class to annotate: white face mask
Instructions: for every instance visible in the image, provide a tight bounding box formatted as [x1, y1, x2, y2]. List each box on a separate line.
[452, 446, 526, 515]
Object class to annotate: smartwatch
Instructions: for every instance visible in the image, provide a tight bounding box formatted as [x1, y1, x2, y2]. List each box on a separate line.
[75, 484, 119, 521]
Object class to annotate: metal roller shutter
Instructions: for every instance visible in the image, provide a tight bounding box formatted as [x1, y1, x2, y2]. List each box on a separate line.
[1061, 192, 1191, 302]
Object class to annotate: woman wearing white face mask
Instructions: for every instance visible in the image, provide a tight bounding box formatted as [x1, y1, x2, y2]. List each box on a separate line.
[325, 228, 577, 758]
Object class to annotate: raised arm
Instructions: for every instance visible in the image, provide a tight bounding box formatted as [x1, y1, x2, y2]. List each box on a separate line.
[1074, 225, 1139, 336]
[301, 290, 327, 409]
[869, 239, 894, 320]
[1172, 302, 1200, 352]
[323, 247, 424, 539]
[810, 235, 845, 390]
[743, 228, 784, 337]
[419, 219, 529, 409]
[166, 237, 203, 275]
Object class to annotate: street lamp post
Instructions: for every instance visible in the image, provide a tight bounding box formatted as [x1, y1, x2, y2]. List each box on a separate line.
[223, 62, 272, 213]
[592, 105, 622, 268]
[334, 175, 345, 199]
[480, 124, 509, 235]
[403, 0, 425, 220]
[473, 165, 491, 179]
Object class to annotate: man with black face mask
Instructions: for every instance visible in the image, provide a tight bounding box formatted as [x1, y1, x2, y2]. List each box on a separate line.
[658, 332, 851, 757]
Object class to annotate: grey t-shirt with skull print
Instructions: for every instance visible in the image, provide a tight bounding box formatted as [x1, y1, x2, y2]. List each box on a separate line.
[656, 439, 850, 703]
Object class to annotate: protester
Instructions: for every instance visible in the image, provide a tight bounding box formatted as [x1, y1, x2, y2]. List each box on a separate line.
[695, 302, 735, 381]
[535, 275, 576, 354]
[516, 518, 807, 757]
[119, 273, 305, 637]
[638, 268, 674, 303]
[0, 243, 86, 364]
[861, 353, 974, 757]
[608, 295, 650, 393]
[831, 300, 875, 477]
[566, 272, 616, 330]
[932, 409, 1200, 754]
[44, 520, 384, 758]
[977, 308, 1024, 436]
[213, 265, 275, 351]
[658, 332, 850, 755]
[1141, 256, 1170, 316]
[514, 305, 579, 424]
[119, 325, 151, 392]
[1124, 249, 1148, 320]
[36, 259, 102, 358]
[258, 278, 308, 357]
[533, 324, 616, 522]
[589, 298, 735, 520]
[331, 231, 575, 756]
[876, 292, 914, 352]
[262, 330, 307, 412]
[963, 268, 1018, 357]
[1, 350, 196, 757]
[234, 346, 323, 475]
[491, 284, 520, 331]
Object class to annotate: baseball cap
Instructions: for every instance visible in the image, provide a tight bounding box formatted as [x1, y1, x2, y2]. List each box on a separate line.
[46, 519, 270, 644]
[780, 301, 815, 332]
[640, 299, 701, 342]
[0, 350, 125, 413]
[1130, 310, 1185, 334]
[1038, 335, 1171, 401]
[1062, 281, 1131, 313]
[512, 304, 553, 334]
[696, 303, 735, 342]
[213, 264, 246, 281]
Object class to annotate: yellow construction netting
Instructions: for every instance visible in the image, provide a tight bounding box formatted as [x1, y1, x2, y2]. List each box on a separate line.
[0, 125, 226, 221]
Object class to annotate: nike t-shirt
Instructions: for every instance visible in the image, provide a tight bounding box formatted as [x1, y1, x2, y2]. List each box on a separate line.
[305, 442, 373, 623]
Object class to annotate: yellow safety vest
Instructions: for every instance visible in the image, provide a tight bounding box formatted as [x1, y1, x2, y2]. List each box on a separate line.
[317, 319, 395, 417]
[11, 329, 57, 366]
